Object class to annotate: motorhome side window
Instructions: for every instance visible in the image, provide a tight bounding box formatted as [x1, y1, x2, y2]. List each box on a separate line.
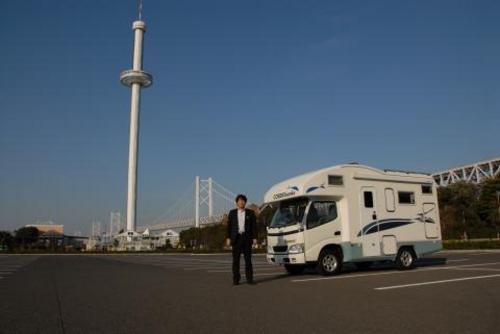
[363, 191, 374, 208]
[306, 201, 337, 229]
[398, 191, 415, 204]
[421, 184, 432, 194]
[328, 175, 343, 186]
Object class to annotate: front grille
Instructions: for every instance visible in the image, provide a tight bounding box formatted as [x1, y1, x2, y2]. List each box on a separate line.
[273, 245, 287, 253]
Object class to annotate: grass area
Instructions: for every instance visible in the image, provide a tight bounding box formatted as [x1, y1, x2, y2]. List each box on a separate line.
[443, 239, 500, 250]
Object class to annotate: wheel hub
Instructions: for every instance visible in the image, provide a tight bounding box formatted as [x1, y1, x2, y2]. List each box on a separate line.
[400, 251, 413, 267]
[322, 254, 338, 272]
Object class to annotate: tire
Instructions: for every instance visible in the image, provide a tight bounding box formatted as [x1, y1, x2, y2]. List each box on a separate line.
[284, 264, 305, 275]
[395, 247, 416, 270]
[317, 248, 342, 276]
[354, 261, 373, 270]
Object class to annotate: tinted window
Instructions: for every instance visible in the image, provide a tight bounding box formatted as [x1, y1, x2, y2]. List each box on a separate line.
[364, 191, 374, 208]
[306, 201, 337, 229]
[328, 175, 343, 186]
[421, 184, 432, 194]
[398, 191, 415, 204]
[270, 198, 308, 228]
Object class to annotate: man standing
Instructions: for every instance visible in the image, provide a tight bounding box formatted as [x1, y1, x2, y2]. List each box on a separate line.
[226, 194, 257, 285]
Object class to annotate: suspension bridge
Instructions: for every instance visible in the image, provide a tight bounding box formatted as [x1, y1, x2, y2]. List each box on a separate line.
[141, 177, 239, 232]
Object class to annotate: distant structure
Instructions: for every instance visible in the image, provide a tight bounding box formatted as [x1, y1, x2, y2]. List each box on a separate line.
[120, 1, 153, 233]
[432, 157, 500, 186]
[90, 221, 102, 240]
[26, 222, 86, 250]
[109, 211, 124, 236]
[26, 222, 64, 234]
[146, 176, 237, 231]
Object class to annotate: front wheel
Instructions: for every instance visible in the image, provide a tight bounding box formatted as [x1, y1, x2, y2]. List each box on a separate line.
[317, 249, 342, 276]
[285, 264, 305, 275]
[395, 247, 416, 270]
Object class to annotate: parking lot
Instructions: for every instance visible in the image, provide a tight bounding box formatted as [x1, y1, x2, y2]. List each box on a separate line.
[1, 251, 499, 333]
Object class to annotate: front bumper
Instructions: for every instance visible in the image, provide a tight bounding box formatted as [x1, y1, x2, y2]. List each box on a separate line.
[267, 253, 306, 265]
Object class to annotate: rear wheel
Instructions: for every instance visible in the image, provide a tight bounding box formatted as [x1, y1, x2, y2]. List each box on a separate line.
[284, 264, 305, 275]
[395, 247, 416, 270]
[354, 261, 373, 270]
[317, 248, 342, 276]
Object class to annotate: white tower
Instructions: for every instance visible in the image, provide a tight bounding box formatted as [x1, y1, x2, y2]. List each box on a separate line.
[194, 176, 214, 228]
[120, 2, 153, 232]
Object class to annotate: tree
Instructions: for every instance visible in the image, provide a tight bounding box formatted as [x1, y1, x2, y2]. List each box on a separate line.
[437, 182, 481, 239]
[477, 175, 500, 227]
[0, 231, 14, 251]
[14, 227, 40, 250]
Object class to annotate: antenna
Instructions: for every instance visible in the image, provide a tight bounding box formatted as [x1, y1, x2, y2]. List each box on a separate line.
[137, 0, 143, 20]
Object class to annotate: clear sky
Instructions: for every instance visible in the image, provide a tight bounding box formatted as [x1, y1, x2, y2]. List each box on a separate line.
[1, 0, 499, 234]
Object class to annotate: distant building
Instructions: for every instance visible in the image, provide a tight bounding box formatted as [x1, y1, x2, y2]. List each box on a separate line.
[160, 229, 180, 248]
[25, 222, 86, 251]
[26, 222, 64, 234]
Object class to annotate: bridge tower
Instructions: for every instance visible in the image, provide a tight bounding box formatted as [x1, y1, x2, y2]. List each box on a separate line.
[195, 176, 214, 228]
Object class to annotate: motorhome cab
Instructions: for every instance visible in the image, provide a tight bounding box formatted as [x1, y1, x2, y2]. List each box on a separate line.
[264, 164, 442, 275]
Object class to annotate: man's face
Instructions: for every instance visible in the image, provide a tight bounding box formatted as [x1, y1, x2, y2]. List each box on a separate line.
[236, 199, 246, 209]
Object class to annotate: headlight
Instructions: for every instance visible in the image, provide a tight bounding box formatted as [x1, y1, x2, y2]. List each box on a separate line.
[288, 243, 304, 254]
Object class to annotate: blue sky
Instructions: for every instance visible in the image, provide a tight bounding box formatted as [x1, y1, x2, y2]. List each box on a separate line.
[1, 0, 499, 234]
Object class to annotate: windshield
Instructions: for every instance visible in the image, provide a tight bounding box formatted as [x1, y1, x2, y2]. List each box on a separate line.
[270, 198, 308, 228]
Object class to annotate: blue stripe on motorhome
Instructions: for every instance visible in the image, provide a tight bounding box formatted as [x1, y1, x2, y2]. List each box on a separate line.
[357, 219, 413, 237]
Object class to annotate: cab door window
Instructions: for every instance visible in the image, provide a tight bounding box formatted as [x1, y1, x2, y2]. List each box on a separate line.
[306, 201, 338, 229]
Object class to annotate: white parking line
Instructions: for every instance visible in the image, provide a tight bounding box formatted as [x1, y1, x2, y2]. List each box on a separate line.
[208, 267, 283, 273]
[292, 270, 418, 283]
[468, 253, 494, 255]
[183, 265, 274, 271]
[375, 274, 500, 290]
[254, 272, 288, 277]
[292, 261, 500, 283]
[444, 261, 500, 269]
[450, 267, 500, 272]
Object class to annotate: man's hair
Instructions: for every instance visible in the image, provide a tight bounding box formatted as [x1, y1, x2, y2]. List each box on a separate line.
[235, 194, 247, 203]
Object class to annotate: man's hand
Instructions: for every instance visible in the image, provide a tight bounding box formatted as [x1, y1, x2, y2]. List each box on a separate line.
[226, 238, 231, 248]
[253, 239, 257, 246]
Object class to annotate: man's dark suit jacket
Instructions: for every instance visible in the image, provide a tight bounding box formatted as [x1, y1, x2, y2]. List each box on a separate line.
[226, 208, 257, 245]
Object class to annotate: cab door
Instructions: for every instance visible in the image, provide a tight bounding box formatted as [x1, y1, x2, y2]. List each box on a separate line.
[303, 200, 339, 261]
[360, 187, 381, 257]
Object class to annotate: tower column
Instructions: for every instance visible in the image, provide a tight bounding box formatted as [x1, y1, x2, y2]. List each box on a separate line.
[195, 176, 200, 228]
[208, 177, 213, 218]
[121, 19, 153, 233]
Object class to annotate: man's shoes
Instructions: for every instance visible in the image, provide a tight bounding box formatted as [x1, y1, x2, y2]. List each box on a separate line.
[247, 280, 257, 285]
[233, 281, 240, 286]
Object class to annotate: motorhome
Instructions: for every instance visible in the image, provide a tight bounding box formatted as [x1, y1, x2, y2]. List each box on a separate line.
[264, 163, 442, 275]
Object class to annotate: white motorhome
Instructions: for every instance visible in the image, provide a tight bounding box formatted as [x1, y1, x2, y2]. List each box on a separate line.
[264, 164, 442, 275]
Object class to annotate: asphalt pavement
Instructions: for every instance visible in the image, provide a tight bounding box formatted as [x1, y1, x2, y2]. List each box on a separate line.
[1, 251, 499, 333]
